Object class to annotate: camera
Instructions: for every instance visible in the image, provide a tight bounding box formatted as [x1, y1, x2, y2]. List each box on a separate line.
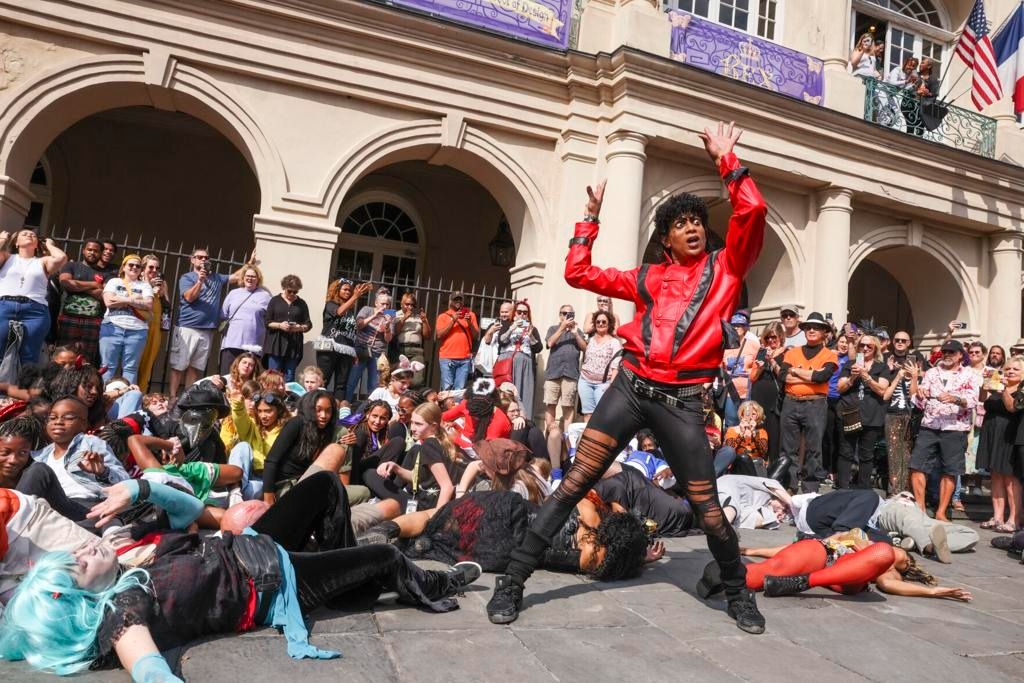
[953, 321, 967, 329]
[755, 348, 768, 363]
[566, 311, 575, 320]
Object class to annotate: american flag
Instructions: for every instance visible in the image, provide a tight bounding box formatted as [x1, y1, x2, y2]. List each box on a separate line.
[954, 0, 1004, 109]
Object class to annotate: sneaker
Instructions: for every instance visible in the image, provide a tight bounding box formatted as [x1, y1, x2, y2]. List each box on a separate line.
[763, 574, 811, 597]
[928, 525, 952, 564]
[486, 574, 524, 625]
[897, 536, 916, 552]
[726, 590, 766, 634]
[695, 560, 724, 599]
[227, 487, 243, 509]
[445, 561, 482, 595]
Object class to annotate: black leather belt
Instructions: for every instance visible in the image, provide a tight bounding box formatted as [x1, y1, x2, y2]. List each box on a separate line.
[622, 367, 704, 408]
[0, 295, 31, 303]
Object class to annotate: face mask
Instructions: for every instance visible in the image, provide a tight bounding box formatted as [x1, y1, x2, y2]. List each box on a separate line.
[177, 408, 217, 454]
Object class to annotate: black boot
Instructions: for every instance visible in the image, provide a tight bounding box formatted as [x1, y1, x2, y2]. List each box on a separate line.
[357, 520, 401, 547]
[726, 589, 766, 634]
[768, 456, 792, 487]
[487, 574, 524, 625]
[763, 574, 811, 597]
[695, 559, 725, 599]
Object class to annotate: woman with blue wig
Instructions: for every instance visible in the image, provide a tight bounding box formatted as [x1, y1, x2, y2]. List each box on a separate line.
[0, 471, 480, 682]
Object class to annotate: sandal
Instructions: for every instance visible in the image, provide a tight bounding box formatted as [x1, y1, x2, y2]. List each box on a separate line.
[952, 500, 966, 513]
[995, 523, 1017, 533]
[981, 519, 1000, 529]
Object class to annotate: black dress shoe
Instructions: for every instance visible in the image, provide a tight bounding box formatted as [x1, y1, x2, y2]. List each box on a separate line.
[726, 590, 766, 634]
[763, 574, 811, 597]
[695, 559, 724, 599]
[487, 575, 523, 625]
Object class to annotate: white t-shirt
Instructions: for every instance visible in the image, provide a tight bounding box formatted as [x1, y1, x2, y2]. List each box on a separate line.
[103, 278, 154, 331]
[368, 386, 401, 411]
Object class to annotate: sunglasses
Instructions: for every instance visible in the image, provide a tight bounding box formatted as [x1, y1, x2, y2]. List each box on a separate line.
[781, 312, 797, 319]
[124, 263, 141, 270]
[858, 343, 875, 350]
[515, 309, 529, 315]
[194, 255, 209, 260]
[595, 320, 609, 326]
[597, 299, 611, 304]
[894, 338, 911, 343]
[252, 393, 282, 406]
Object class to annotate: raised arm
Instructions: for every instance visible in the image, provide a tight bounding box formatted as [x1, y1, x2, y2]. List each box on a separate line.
[699, 122, 767, 278]
[564, 179, 640, 299]
[41, 238, 69, 276]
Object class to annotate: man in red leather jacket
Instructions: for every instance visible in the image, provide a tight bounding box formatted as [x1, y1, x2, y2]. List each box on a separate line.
[488, 122, 769, 634]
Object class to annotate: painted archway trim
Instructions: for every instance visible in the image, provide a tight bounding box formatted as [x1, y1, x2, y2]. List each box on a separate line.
[639, 174, 805, 283]
[307, 117, 551, 257]
[848, 223, 980, 325]
[0, 53, 285, 213]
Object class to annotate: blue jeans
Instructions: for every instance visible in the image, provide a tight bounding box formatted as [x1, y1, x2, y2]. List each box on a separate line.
[265, 354, 300, 383]
[229, 441, 264, 500]
[713, 445, 739, 477]
[99, 322, 148, 383]
[107, 389, 144, 421]
[439, 358, 471, 391]
[347, 349, 380, 402]
[0, 299, 49, 365]
[578, 378, 610, 414]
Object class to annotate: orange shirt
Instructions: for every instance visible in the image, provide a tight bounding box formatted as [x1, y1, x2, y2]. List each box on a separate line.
[435, 309, 478, 359]
[782, 345, 838, 398]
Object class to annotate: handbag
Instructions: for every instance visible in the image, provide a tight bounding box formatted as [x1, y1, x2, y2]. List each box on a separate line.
[838, 403, 863, 433]
[474, 338, 497, 375]
[219, 289, 257, 334]
[492, 342, 520, 386]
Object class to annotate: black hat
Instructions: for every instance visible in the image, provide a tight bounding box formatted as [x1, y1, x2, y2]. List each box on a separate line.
[799, 312, 830, 331]
[941, 339, 965, 354]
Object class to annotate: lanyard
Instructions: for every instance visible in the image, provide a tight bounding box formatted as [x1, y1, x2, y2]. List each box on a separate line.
[411, 452, 421, 494]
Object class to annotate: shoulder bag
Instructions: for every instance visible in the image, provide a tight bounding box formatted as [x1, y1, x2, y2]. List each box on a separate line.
[219, 289, 257, 335]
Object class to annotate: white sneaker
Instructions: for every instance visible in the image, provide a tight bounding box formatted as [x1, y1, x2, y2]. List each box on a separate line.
[227, 487, 243, 508]
[897, 536, 916, 551]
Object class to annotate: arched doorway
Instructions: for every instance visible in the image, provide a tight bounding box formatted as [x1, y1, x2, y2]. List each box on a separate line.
[848, 245, 965, 342]
[40, 106, 259, 251]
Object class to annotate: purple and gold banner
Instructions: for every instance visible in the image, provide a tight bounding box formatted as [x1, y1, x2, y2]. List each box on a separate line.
[668, 10, 824, 105]
[387, 0, 572, 49]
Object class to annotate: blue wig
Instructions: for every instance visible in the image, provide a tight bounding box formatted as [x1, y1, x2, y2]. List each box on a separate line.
[0, 551, 150, 675]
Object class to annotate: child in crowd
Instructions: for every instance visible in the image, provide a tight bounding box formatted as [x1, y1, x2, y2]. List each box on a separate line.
[300, 365, 325, 393]
[31, 396, 130, 509]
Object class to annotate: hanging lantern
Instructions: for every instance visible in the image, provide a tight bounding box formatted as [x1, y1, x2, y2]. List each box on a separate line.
[488, 216, 516, 267]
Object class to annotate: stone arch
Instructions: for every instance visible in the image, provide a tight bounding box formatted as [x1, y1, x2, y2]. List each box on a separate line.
[314, 118, 550, 267]
[334, 185, 431, 276]
[638, 175, 804, 317]
[848, 223, 980, 327]
[0, 53, 285, 222]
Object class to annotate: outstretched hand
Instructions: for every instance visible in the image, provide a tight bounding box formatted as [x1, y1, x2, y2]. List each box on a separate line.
[584, 179, 607, 219]
[87, 484, 134, 528]
[698, 121, 743, 164]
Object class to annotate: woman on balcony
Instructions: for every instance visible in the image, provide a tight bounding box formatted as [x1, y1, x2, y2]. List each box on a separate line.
[849, 33, 880, 78]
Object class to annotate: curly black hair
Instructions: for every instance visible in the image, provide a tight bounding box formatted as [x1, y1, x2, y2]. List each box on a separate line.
[654, 193, 709, 242]
[97, 419, 140, 462]
[46, 365, 106, 427]
[589, 512, 649, 581]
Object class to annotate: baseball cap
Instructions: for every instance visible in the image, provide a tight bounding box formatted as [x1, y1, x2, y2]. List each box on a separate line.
[941, 339, 965, 354]
[729, 313, 749, 326]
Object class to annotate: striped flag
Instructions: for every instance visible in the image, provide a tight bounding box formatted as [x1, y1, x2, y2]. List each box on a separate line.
[955, 0, 1004, 110]
[993, 1, 1024, 115]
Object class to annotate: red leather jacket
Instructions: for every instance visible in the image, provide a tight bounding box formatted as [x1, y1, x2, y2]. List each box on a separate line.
[565, 152, 767, 385]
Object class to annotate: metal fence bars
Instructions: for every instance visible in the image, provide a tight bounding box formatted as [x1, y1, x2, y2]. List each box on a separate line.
[52, 226, 251, 391]
[51, 228, 514, 392]
[862, 77, 996, 159]
[330, 268, 514, 391]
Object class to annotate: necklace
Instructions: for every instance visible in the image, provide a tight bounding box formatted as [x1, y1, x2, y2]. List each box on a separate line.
[9, 255, 31, 288]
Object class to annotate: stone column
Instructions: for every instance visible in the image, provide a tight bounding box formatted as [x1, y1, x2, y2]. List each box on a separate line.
[988, 232, 1024, 347]
[252, 212, 340, 368]
[812, 187, 853, 321]
[0, 176, 33, 230]
[595, 130, 648, 320]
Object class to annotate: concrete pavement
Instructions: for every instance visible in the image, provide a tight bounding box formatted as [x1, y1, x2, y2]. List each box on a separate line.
[3, 521, 1023, 682]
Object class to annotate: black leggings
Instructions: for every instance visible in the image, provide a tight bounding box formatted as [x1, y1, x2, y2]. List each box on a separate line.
[837, 426, 883, 489]
[316, 351, 354, 402]
[251, 471, 457, 614]
[15, 462, 90, 523]
[505, 372, 746, 593]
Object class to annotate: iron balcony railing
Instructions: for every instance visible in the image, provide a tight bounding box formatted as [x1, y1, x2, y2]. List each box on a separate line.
[862, 77, 996, 158]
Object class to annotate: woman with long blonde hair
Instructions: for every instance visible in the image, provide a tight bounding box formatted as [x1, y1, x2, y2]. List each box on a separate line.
[836, 334, 890, 489]
[374, 402, 466, 511]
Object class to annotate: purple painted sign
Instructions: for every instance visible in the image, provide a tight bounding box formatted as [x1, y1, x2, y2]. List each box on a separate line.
[388, 0, 572, 49]
[668, 10, 824, 106]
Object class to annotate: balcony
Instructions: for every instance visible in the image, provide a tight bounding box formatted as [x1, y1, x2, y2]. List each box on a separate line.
[862, 77, 996, 159]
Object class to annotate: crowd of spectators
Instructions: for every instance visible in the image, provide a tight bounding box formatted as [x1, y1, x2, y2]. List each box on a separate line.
[0, 225, 1013, 679]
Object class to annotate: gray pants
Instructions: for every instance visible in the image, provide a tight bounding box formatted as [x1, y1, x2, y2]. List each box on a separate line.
[877, 499, 979, 553]
[780, 397, 828, 488]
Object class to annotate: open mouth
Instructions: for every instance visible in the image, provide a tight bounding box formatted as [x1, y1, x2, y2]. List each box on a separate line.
[685, 236, 701, 249]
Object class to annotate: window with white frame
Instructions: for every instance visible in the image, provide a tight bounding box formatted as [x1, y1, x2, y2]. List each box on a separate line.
[664, 0, 779, 40]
